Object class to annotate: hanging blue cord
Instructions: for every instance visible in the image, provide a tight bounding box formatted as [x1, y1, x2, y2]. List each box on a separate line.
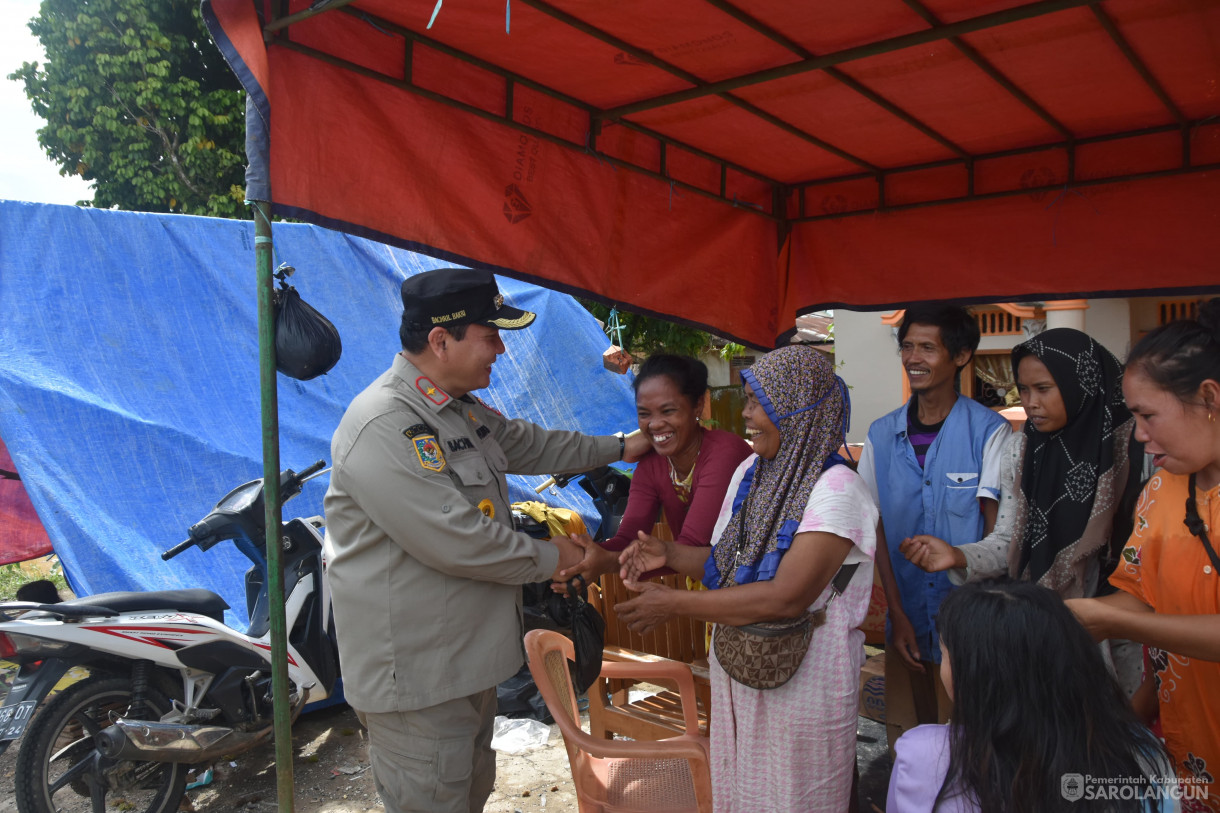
[606, 307, 626, 348]
[427, 0, 443, 29]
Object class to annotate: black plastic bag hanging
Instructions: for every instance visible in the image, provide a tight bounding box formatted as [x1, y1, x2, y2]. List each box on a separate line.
[565, 576, 605, 694]
[273, 264, 342, 380]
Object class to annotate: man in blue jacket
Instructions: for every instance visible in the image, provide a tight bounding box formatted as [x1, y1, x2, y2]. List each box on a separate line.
[857, 304, 1010, 750]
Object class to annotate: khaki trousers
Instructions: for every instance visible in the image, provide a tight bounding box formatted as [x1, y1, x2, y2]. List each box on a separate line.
[356, 687, 498, 813]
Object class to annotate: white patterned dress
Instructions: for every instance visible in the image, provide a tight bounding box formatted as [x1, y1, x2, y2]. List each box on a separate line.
[707, 457, 878, 812]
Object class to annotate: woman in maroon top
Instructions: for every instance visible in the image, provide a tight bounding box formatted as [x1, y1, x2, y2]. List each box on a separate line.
[560, 354, 753, 584]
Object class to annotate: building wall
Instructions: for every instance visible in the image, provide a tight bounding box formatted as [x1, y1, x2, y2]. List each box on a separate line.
[1084, 298, 1133, 360]
[702, 352, 733, 389]
[834, 309, 904, 443]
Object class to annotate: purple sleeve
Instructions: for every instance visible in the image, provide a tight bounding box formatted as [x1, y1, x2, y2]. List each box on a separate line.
[602, 451, 664, 553]
[672, 430, 753, 549]
[887, 725, 955, 813]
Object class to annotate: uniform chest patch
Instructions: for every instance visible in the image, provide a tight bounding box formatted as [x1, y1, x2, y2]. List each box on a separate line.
[476, 425, 490, 439]
[411, 435, 446, 472]
[447, 437, 475, 453]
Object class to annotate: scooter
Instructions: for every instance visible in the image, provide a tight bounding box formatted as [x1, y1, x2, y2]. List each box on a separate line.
[0, 461, 338, 813]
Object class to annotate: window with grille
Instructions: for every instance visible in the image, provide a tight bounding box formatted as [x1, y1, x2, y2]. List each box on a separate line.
[1158, 299, 1200, 325]
[974, 310, 1023, 336]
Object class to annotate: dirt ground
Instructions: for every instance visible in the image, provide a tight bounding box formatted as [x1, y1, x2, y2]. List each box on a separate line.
[0, 696, 892, 813]
[0, 651, 891, 813]
[0, 694, 592, 813]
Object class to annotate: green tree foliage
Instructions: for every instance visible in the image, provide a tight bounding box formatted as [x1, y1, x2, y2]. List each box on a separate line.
[9, 0, 246, 216]
[581, 301, 718, 358]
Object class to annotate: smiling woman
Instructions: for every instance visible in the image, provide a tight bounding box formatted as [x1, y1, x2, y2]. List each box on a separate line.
[559, 354, 752, 585]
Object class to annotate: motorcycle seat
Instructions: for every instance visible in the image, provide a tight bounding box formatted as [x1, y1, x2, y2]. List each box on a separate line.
[61, 589, 230, 622]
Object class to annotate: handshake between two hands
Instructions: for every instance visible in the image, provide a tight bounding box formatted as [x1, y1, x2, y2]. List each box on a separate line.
[548, 531, 671, 588]
[546, 531, 676, 635]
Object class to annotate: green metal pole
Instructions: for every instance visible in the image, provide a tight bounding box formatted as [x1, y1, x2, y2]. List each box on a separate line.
[254, 200, 295, 813]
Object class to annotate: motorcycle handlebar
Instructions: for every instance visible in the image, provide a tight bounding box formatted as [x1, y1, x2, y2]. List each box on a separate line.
[534, 431, 638, 493]
[162, 538, 194, 561]
[296, 460, 327, 481]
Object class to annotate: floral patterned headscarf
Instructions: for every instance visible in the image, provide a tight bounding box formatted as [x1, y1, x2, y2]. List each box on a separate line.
[1011, 328, 1136, 590]
[706, 345, 849, 588]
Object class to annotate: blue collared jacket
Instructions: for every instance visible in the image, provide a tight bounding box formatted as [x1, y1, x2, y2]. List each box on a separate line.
[859, 395, 1010, 662]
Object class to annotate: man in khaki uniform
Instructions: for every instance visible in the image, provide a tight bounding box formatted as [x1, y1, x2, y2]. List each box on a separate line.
[324, 268, 650, 813]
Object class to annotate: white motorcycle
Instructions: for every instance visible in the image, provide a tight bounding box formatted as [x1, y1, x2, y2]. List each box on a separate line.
[0, 462, 338, 813]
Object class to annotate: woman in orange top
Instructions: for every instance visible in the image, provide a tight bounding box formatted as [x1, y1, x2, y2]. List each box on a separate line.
[1069, 298, 1220, 811]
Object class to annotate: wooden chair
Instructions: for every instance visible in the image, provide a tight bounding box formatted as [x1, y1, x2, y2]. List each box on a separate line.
[587, 572, 713, 741]
[525, 629, 713, 813]
[585, 512, 713, 741]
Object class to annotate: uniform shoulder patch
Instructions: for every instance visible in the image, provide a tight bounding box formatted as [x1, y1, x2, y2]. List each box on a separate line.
[402, 423, 433, 440]
[415, 376, 449, 406]
[474, 396, 503, 417]
[410, 434, 446, 472]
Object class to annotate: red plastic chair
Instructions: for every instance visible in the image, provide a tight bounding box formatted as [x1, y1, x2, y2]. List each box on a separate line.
[524, 629, 713, 813]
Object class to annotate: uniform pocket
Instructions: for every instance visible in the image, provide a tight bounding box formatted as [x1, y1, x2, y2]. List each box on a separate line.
[448, 455, 492, 487]
[436, 734, 475, 784]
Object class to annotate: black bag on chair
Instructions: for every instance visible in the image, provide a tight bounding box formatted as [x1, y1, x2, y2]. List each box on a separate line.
[566, 576, 605, 694]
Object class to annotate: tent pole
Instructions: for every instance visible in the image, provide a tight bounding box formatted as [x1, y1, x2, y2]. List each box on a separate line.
[254, 200, 296, 813]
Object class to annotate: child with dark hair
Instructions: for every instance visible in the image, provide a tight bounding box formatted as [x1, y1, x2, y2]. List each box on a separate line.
[1069, 298, 1220, 808]
[889, 580, 1176, 812]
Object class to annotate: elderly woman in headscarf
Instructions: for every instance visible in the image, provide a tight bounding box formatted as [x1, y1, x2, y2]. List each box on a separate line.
[616, 345, 878, 813]
[900, 327, 1146, 691]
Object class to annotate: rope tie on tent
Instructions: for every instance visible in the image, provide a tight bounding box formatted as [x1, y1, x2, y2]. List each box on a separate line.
[357, 12, 392, 36]
[427, 0, 510, 32]
[1044, 185, 1099, 247]
[731, 193, 764, 212]
[583, 131, 614, 170]
[249, 203, 292, 270]
[668, 180, 684, 211]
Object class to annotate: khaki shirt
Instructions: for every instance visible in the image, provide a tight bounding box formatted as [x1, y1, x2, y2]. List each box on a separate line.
[324, 354, 619, 712]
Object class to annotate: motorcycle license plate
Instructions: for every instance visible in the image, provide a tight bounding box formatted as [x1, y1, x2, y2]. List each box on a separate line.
[0, 699, 37, 742]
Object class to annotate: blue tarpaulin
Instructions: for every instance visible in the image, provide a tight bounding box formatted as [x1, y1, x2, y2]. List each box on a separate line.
[0, 201, 637, 629]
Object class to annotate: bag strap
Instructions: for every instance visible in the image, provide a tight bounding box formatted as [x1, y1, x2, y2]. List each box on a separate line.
[815, 562, 860, 616]
[831, 563, 859, 595]
[1185, 473, 1220, 576]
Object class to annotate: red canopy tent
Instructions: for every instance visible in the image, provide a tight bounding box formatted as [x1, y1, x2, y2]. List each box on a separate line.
[205, 0, 1220, 349]
[199, 4, 1219, 805]
[0, 437, 53, 566]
